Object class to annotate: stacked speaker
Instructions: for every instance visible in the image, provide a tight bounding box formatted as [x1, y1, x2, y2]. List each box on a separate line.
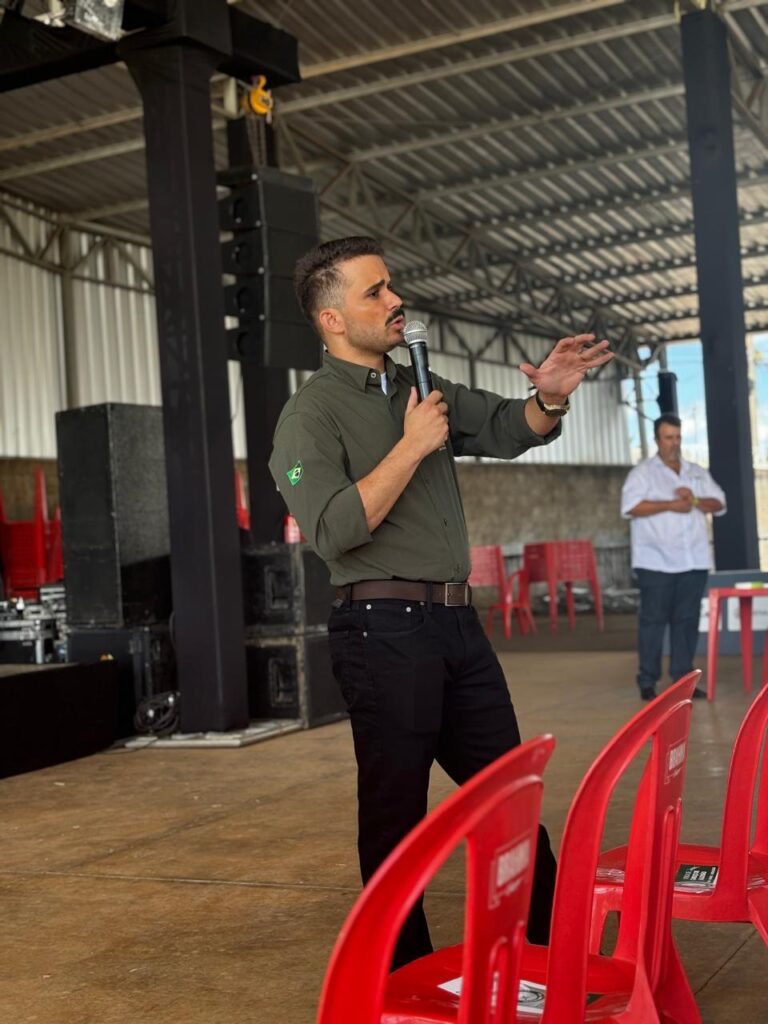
[56, 403, 176, 737]
[241, 543, 346, 728]
[219, 165, 322, 371]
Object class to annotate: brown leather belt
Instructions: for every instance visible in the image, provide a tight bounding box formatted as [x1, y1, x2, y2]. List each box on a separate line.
[336, 580, 472, 607]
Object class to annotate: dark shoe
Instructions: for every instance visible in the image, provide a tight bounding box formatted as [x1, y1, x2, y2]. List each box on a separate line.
[692, 687, 707, 700]
[640, 686, 657, 701]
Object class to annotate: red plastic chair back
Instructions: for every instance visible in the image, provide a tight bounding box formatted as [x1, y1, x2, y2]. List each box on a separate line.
[317, 735, 555, 1024]
[713, 682, 768, 894]
[552, 539, 591, 580]
[541, 672, 698, 1023]
[468, 544, 505, 596]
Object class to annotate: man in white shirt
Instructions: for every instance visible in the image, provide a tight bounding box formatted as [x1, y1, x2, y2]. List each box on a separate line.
[621, 414, 726, 700]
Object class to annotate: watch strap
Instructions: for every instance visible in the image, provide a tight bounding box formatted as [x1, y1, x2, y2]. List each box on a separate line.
[535, 391, 570, 416]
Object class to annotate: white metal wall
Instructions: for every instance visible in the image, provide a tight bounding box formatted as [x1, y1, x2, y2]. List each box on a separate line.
[0, 207, 64, 458]
[0, 202, 248, 459]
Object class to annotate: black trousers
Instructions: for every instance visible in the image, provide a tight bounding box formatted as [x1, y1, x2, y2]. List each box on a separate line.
[635, 569, 708, 689]
[328, 597, 557, 971]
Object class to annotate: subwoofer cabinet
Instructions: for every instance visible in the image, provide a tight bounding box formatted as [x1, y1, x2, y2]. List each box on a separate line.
[245, 631, 346, 728]
[241, 542, 335, 636]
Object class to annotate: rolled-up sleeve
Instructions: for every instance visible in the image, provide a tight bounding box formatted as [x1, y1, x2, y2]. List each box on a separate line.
[701, 469, 727, 516]
[620, 465, 647, 518]
[435, 375, 562, 458]
[269, 410, 373, 561]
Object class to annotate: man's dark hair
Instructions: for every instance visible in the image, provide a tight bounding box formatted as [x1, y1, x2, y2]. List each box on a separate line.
[654, 413, 682, 438]
[294, 236, 384, 328]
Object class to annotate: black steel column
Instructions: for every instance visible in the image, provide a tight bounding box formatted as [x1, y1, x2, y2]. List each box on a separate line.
[226, 117, 291, 543]
[681, 9, 759, 569]
[125, 41, 248, 730]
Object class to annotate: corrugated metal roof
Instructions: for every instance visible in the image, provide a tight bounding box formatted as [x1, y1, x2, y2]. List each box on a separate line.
[1, 0, 767, 358]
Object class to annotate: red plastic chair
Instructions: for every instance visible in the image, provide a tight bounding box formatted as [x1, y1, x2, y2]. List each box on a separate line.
[469, 544, 536, 640]
[411, 672, 699, 1024]
[523, 539, 604, 633]
[316, 736, 555, 1024]
[592, 681, 768, 951]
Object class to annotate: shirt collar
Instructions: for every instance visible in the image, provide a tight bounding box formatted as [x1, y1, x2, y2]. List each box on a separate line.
[652, 452, 688, 471]
[323, 351, 401, 391]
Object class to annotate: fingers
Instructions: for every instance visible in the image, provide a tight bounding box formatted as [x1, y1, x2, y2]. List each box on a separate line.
[424, 389, 444, 404]
[406, 386, 418, 411]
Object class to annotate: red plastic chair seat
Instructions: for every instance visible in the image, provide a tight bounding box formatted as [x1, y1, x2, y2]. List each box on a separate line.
[385, 941, 639, 1023]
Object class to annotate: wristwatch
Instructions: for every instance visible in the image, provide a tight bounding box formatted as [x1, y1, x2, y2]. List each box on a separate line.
[534, 391, 570, 417]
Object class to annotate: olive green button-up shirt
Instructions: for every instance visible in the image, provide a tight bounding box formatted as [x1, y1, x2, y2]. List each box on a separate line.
[268, 352, 561, 586]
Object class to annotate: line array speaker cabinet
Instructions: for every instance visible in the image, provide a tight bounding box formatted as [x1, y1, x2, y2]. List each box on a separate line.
[241, 542, 335, 636]
[56, 404, 172, 628]
[218, 165, 321, 370]
[245, 631, 346, 728]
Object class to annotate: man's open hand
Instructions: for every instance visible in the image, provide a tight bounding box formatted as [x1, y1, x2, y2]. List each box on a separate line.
[519, 334, 613, 401]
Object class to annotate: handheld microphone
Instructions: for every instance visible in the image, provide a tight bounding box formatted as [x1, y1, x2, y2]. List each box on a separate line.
[403, 320, 433, 402]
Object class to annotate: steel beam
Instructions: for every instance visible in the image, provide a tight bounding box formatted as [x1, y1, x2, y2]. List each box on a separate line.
[124, 31, 249, 732]
[681, 7, 758, 569]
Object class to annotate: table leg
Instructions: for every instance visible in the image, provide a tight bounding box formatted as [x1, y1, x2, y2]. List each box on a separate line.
[739, 596, 754, 694]
[706, 591, 721, 701]
[762, 627, 768, 687]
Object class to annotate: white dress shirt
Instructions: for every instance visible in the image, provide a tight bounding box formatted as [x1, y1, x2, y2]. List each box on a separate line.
[621, 454, 727, 572]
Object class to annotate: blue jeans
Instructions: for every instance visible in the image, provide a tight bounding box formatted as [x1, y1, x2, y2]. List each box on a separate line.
[635, 569, 708, 688]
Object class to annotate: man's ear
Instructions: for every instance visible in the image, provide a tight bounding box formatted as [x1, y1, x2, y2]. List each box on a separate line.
[317, 306, 344, 337]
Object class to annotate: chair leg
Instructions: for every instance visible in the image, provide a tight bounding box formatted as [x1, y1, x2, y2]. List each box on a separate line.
[654, 937, 702, 1024]
[503, 606, 511, 640]
[748, 888, 768, 947]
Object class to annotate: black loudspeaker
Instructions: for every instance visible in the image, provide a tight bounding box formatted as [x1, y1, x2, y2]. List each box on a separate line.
[218, 166, 321, 370]
[67, 624, 176, 738]
[56, 404, 172, 628]
[245, 632, 346, 728]
[241, 542, 334, 635]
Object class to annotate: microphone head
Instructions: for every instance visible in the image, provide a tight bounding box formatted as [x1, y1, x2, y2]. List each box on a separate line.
[403, 320, 428, 348]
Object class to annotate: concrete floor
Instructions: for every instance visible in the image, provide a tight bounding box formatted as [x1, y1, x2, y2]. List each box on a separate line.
[1, 618, 765, 1024]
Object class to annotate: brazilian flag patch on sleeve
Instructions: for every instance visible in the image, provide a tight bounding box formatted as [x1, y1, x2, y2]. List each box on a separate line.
[286, 460, 303, 486]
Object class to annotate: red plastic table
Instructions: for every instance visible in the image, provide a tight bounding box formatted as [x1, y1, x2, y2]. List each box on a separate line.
[522, 540, 604, 633]
[706, 587, 768, 701]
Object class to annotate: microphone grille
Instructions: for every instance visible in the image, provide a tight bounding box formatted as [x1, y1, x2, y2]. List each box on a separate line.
[403, 320, 428, 347]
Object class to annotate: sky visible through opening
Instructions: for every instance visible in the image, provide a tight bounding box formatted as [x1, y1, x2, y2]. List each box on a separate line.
[622, 333, 768, 467]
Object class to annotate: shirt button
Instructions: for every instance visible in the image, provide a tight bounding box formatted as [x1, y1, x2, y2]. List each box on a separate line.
[370, 371, 376, 379]
[443, 518, 448, 526]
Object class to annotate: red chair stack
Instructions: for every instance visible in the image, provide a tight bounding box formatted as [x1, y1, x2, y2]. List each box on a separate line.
[469, 543, 536, 640]
[0, 467, 52, 599]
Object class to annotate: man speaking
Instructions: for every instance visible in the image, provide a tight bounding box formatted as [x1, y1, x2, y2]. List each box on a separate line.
[269, 236, 612, 969]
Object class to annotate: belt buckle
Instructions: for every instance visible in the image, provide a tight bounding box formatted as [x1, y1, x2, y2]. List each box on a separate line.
[445, 582, 468, 606]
